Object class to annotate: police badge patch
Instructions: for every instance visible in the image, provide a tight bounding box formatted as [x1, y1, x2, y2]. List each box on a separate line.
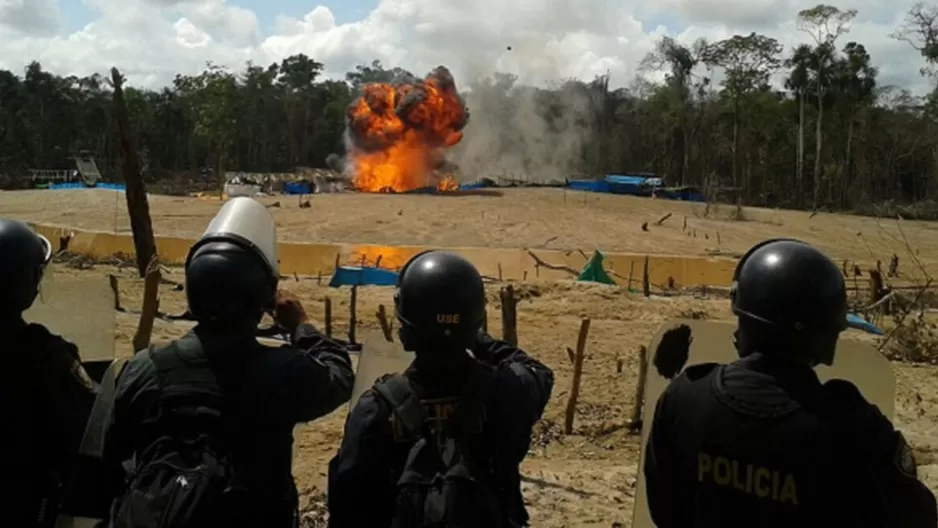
[894, 432, 917, 479]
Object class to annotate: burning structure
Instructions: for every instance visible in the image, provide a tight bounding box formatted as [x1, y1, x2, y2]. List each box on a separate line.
[345, 66, 470, 193]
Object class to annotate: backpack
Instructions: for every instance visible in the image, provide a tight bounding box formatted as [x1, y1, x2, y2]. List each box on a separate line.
[110, 341, 245, 528]
[373, 364, 509, 528]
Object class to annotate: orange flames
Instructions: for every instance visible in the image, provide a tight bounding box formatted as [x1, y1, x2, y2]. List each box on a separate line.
[346, 66, 469, 193]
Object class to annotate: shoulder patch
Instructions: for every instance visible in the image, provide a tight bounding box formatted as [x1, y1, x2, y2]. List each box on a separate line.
[894, 432, 917, 479]
[71, 359, 95, 391]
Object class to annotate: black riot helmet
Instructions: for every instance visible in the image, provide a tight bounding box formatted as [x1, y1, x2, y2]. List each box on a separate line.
[394, 250, 486, 353]
[0, 219, 52, 315]
[731, 238, 847, 366]
[185, 197, 279, 330]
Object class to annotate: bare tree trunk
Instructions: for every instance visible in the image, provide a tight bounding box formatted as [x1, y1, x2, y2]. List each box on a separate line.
[813, 86, 824, 211]
[797, 91, 805, 208]
[843, 116, 854, 207]
[732, 96, 740, 201]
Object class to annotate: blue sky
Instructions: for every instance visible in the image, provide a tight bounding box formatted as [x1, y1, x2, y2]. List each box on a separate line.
[59, 0, 378, 33]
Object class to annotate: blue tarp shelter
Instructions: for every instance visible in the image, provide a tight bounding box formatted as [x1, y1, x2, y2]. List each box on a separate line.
[328, 266, 399, 287]
[567, 179, 611, 192]
[284, 181, 311, 195]
[604, 174, 648, 195]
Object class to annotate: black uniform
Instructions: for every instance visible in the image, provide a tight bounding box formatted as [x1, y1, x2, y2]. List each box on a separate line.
[327, 250, 554, 528]
[643, 238, 938, 527]
[100, 323, 354, 525]
[327, 331, 553, 527]
[85, 200, 355, 526]
[0, 219, 96, 527]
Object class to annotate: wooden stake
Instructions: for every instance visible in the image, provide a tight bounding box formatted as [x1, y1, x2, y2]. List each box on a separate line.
[563, 318, 591, 434]
[628, 345, 649, 432]
[132, 258, 161, 352]
[500, 285, 518, 345]
[324, 297, 332, 338]
[498, 263, 503, 281]
[642, 256, 651, 297]
[108, 274, 121, 311]
[348, 286, 358, 344]
[377, 304, 393, 342]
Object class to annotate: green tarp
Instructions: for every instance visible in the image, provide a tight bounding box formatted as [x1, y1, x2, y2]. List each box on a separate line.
[577, 250, 617, 285]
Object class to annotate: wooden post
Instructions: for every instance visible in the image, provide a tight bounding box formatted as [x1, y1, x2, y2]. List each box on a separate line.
[498, 263, 503, 281]
[132, 259, 161, 352]
[108, 274, 121, 311]
[377, 304, 393, 342]
[111, 68, 156, 278]
[348, 285, 358, 344]
[500, 285, 518, 345]
[642, 255, 651, 297]
[628, 345, 649, 432]
[324, 297, 332, 338]
[627, 261, 634, 291]
[563, 318, 591, 434]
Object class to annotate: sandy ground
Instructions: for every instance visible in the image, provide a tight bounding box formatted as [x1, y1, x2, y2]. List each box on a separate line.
[2, 188, 937, 279]
[7, 187, 938, 526]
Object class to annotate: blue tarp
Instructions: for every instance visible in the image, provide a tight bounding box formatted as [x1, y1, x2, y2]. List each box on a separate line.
[49, 182, 85, 190]
[328, 266, 399, 287]
[567, 179, 611, 192]
[846, 313, 884, 335]
[49, 182, 125, 191]
[604, 174, 651, 195]
[284, 181, 311, 195]
[604, 174, 648, 186]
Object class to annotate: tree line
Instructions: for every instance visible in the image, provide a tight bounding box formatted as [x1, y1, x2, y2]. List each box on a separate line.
[4, 3, 938, 214]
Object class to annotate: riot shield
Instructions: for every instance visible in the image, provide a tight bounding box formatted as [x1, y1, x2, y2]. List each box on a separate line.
[24, 271, 116, 383]
[631, 319, 896, 528]
[350, 329, 415, 409]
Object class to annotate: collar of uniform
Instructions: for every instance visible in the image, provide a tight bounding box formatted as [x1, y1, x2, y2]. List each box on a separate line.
[713, 353, 824, 415]
[734, 352, 821, 385]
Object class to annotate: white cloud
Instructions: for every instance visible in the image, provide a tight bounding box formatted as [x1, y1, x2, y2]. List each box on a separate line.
[0, 0, 932, 95]
[0, 0, 63, 34]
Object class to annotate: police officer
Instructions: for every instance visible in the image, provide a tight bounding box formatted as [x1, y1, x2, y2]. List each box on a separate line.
[0, 219, 96, 527]
[644, 238, 938, 527]
[95, 198, 355, 526]
[328, 250, 554, 527]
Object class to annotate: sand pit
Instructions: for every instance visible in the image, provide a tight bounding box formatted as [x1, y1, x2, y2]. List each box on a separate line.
[7, 187, 938, 526]
[3, 188, 938, 279]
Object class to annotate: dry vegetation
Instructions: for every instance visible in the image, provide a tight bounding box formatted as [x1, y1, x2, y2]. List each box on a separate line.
[12, 187, 938, 526]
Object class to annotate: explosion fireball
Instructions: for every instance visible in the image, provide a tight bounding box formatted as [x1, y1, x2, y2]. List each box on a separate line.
[346, 66, 469, 193]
